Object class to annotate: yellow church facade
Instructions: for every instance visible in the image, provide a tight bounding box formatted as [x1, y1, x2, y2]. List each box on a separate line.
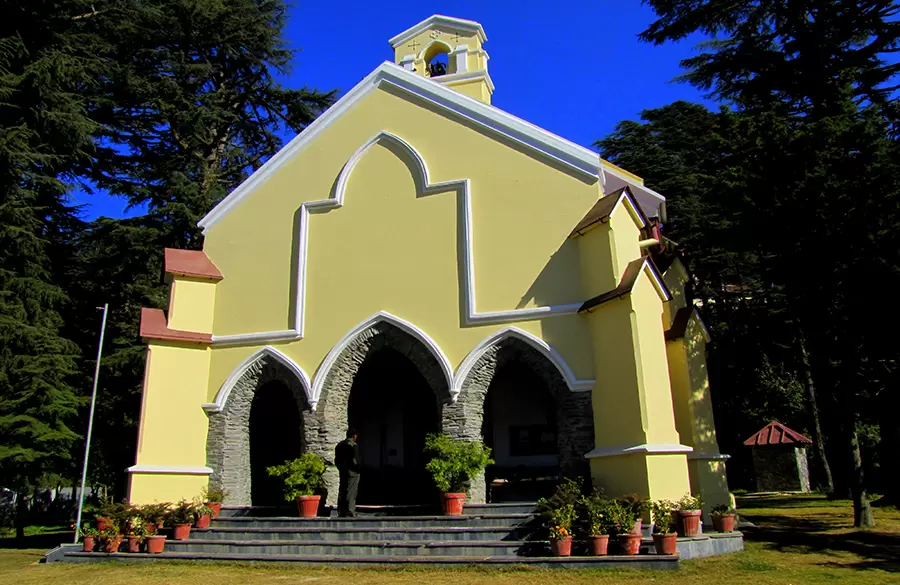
[127, 15, 730, 516]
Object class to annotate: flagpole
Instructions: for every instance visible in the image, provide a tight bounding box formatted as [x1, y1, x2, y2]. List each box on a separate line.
[73, 303, 109, 542]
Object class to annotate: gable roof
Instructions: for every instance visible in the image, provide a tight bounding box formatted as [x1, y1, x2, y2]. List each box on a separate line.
[198, 61, 664, 233]
[744, 421, 812, 447]
[569, 186, 648, 237]
[389, 15, 487, 47]
[578, 257, 671, 313]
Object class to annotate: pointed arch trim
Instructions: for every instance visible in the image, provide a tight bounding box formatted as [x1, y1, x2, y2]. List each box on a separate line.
[311, 311, 455, 407]
[203, 346, 313, 413]
[452, 327, 595, 399]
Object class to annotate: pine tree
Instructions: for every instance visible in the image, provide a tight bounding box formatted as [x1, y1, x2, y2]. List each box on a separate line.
[0, 0, 107, 537]
[64, 0, 336, 496]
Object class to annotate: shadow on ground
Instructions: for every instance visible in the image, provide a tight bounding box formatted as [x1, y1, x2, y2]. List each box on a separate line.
[0, 531, 70, 550]
[739, 498, 900, 573]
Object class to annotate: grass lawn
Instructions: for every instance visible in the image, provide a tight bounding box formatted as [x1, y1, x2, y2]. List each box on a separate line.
[0, 494, 897, 584]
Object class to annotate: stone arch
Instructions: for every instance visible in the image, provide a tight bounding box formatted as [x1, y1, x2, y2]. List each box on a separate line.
[309, 315, 454, 504]
[444, 336, 594, 503]
[205, 349, 313, 506]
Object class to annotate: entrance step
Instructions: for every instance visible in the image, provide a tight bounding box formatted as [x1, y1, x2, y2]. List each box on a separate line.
[218, 502, 538, 518]
[54, 548, 681, 569]
[211, 514, 537, 529]
[195, 525, 537, 541]
[163, 539, 536, 556]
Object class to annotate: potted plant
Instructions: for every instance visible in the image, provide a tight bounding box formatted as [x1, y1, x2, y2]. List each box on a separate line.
[139, 502, 170, 533]
[650, 500, 677, 555]
[267, 453, 327, 517]
[608, 501, 641, 555]
[76, 524, 100, 552]
[143, 522, 167, 553]
[579, 491, 611, 556]
[100, 523, 122, 553]
[676, 494, 703, 537]
[618, 493, 648, 535]
[124, 520, 146, 553]
[194, 502, 214, 529]
[547, 503, 576, 557]
[168, 499, 197, 540]
[202, 485, 228, 518]
[711, 504, 737, 533]
[423, 433, 493, 516]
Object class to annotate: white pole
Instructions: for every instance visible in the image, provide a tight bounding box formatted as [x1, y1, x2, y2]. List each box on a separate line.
[73, 303, 109, 542]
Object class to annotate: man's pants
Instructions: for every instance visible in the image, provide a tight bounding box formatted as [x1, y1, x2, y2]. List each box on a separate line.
[338, 473, 359, 517]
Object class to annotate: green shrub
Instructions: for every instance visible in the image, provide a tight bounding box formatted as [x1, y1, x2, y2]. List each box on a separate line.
[167, 499, 197, 525]
[579, 490, 613, 536]
[651, 499, 677, 534]
[423, 433, 493, 493]
[139, 502, 170, 526]
[712, 503, 736, 515]
[678, 493, 704, 511]
[267, 453, 327, 500]
[606, 500, 638, 535]
[202, 484, 228, 503]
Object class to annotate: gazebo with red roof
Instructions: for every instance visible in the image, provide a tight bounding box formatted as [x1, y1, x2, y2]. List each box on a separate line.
[744, 421, 812, 493]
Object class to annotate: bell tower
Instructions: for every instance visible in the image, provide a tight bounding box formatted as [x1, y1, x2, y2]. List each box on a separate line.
[389, 15, 494, 104]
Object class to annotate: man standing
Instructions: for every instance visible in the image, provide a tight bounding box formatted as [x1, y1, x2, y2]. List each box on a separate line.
[335, 427, 360, 517]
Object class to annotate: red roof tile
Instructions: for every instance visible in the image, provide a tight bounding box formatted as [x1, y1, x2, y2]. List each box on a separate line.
[744, 421, 812, 447]
[139, 308, 211, 344]
[164, 248, 223, 280]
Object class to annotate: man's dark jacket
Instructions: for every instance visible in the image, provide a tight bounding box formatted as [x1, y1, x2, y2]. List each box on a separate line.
[335, 438, 360, 476]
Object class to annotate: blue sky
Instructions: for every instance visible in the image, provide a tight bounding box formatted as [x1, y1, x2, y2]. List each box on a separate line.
[78, 1, 711, 220]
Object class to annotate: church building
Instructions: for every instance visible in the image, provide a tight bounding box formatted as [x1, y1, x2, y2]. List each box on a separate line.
[128, 15, 731, 514]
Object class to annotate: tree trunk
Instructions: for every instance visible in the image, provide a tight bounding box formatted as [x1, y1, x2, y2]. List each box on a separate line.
[15, 491, 27, 541]
[848, 416, 874, 528]
[797, 332, 834, 494]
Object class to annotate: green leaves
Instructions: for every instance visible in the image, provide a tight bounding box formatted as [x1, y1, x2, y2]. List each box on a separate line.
[267, 453, 327, 500]
[423, 433, 493, 494]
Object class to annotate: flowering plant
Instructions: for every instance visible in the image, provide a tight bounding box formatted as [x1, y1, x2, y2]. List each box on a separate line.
[579, 491, 612, 536]
[650, 500, 677, 534]
[678, 494, 704, 511]
[549, 525, 570, 541]
[74, 523, 100, 539]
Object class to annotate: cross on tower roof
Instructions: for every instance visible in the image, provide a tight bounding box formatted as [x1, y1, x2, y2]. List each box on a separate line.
[408, 40, 420, 51]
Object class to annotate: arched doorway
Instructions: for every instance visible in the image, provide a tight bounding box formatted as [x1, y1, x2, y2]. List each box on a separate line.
[248, 381, 305, 506]
[206, 351, 313, 506]
[314, 318, 453, 506]
[348, 348, 440, 504]
[444, 335, 594, 503]
[481, 360, 559, 502]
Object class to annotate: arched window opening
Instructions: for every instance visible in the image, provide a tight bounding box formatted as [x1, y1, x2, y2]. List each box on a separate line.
[422, 41, 452, 78]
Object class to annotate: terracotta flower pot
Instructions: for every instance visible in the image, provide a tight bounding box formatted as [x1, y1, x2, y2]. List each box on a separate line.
[296, 495, 321, 518]
[712, 513, 735, 533]
[195, 513, 211, 529]
[550, 536, 572, 557]
[82, 536, 95, 552]
[441, 493, 466, 516]
[631, 519, 643, 535]
[103, 534, 123, 553]
[588, 534, 609, 556]
[126, 536, 141, 553]
[145, 535, 166, 553]
[205, 502, 222, 518]
[678, 509, 702, 537]
[172, 523, 192, 540]
[618, 533, 642, 556]
[653, 533, 677, 555]
[96, 517, 111, 532]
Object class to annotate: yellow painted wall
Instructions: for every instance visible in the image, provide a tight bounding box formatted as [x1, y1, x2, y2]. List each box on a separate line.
[630, 275, 681, 446]
[133, 344, 211, 467]
[577, 224, 618, 299]
[167, 278, 216, 332]
[203, 86, 600, 397]
[589, 453, 690, 504]
[129, 475, 209, 506]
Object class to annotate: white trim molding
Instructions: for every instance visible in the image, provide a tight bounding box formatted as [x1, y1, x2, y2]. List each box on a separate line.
[584, 443, 693, 459]
[126, 464, 213, 475]
[198, 60, 664, 234]
[453, 327, 594, 399]
[210, 130, 594, 345]
[687, 451, 731, 461]
[432, 69, 496, 93]
[389, 15, 488, 47]
[205, 345, 314, 412]
[311, 311, 454, 407]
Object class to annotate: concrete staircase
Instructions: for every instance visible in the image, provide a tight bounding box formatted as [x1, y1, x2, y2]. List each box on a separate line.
[45, 502, 741, 568]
